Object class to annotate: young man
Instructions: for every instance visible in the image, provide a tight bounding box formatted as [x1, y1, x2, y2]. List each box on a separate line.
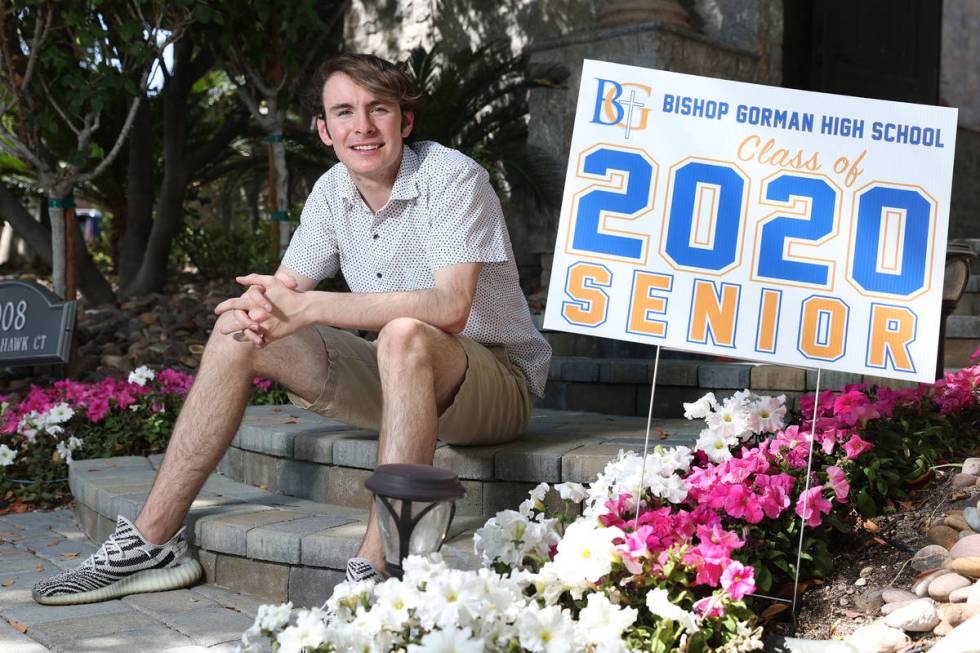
[32, 53, 550, 605]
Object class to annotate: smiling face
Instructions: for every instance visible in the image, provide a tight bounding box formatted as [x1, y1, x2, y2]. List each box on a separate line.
[317, 72, 415, 193]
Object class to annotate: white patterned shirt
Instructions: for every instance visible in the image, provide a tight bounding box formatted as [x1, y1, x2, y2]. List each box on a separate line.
[281, 141, 551, 397]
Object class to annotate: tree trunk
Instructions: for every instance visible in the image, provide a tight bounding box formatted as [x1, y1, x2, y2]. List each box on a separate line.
[118, 101, 155, 288]
[125, 172, 187, 295]
[0, 182, 115, 304]
[271, 133, 289, 257]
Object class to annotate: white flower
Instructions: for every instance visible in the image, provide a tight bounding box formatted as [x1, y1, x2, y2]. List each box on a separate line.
[578, 592, 638, 643]
[751, 394, 786, 433]
[645, 587, 699, 634]
[417, 568, 479, 630]
[696, 428, 735, 463]
[517, 604, 576, 653]
[325, 580, 375, 622]
[256, 601, 292, 632]
[372, 577, 419, 629]
[55, 441, 73, 464]
[128, 365, 155, 386]
[683, 392, 717, 419]
[407, 626, 484, 653]
[67, 435, 83, 450]
[45, 424, 64, 437]
[474, 510, 534, 567]
[555, 482, 588, 503]
[0, 443, 16, 466]
[45, 402, 74, 424]
[276, 607, 328, 653]
[551, 519, 622, 586]
[705, 404, 741, 439]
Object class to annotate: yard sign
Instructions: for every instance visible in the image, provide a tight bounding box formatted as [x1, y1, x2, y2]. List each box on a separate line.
[544, 60, 959, 382]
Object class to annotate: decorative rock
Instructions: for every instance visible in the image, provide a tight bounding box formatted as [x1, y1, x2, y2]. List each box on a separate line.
[854, 577, 868, 587]
[844, 623, 910, 653]
[954, 473, 979, 488]
[968, 582, 980, 604]
[913, 545, 952, 571]
[881, 599, 916, 615]
[883, 598, 940, 631]
[965, 530, 977, 540]
[881, 587, 917, 603]
[929, 614, 980, 652]
[951, 535, 980, 559]
[948, 514, 973, 531]
[934, 620, 955, 636]
[952, 557, 980, 578]
[931, 524, 961, 549]
[965, 458, 980, 476]
[914, 569, 951, 597]
[932, 516, 949, 528]
[929, 572, 972, 600]
[941, 603, 980, 626]
[966, 507, 980, 532]
[951, 585, 973, 602]
[859, 566, 874, 578]
[854, 587, 884, 613]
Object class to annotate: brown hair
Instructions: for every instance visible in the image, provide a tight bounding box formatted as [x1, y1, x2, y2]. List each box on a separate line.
[306, 53, 421, 121]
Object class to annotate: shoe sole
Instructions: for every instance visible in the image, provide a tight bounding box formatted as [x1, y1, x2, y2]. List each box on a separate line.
[33, 558, 203, 606]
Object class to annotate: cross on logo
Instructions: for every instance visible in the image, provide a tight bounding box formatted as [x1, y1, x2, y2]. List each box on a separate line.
[621, 89, 646, 140]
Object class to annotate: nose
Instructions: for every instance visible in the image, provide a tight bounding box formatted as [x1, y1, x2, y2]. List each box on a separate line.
[353, 108, 376, 134]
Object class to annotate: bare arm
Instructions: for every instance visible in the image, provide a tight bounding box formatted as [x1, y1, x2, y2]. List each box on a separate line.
[216, 262, 482, 343]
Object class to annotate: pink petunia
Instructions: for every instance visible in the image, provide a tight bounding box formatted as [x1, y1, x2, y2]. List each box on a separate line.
[724, 484, 764, 524]
[795, 487, 833, 527]
[842, 434, 873, 460]
[693, 596, 726, 618]
[720, 560, 755, 601]
[825, 465, 849, 501]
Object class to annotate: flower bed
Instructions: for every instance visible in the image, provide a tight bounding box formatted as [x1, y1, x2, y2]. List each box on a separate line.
[240, 357, 980, 652]
[0, 366, 286, 509]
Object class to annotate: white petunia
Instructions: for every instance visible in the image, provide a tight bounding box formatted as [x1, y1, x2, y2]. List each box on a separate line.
[578, 591, 638, 643]
[407, 626, 484, 653]
[45, 402, 74, 424]
[372, 577, 418, 629]
[645, 587, 699, 634]
[254, 601, 292, 632]
[551, 519, 622, 586]
[0, 443, 16, 466]
[696, 428, 735, 463]
[67, 435, 83, 450]
[55, 441, 73, 464]
[555, 481, 588, 503]
[517, 604, 576, 653]
[276, 607, 329, 653]
[683, 392, 717, 419]
[751, 394, 787, 433]
[128, 365, 155, 386]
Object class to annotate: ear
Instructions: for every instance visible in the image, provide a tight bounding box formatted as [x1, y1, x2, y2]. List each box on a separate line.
[401, 110, 415, 139]
[317, 116, 333, 147]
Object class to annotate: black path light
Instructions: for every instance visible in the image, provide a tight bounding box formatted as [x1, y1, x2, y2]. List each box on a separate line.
[364, 464, 465, 579]
[937, 244, 977, 379]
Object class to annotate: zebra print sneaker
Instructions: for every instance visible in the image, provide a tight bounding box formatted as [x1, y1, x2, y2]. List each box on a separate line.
[32, 515, 202, 605]
[345, 557, 385, 584]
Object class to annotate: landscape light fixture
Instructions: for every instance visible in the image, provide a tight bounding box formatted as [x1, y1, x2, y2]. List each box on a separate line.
[364, 463, 465, 579]
[937, 243, 977, 379]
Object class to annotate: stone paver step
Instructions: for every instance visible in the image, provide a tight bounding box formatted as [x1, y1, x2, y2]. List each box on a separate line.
[219, 406, 701, 511]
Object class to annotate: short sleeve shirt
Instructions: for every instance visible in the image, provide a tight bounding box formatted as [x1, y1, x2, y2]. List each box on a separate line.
[281, 141, 551, 397]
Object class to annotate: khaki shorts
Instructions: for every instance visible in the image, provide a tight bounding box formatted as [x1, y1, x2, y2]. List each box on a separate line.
[287, 326, 532, 445]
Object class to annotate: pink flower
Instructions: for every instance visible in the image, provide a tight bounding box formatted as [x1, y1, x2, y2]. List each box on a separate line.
[842, 434, 873, 460]
[825, 465, 849, 501]
[720, 561, 755, 601]
[724, 484, 764, 524]
[251, 377, 272, 392]
[795, 487, 833, 527]
[693, 596, 726, 618]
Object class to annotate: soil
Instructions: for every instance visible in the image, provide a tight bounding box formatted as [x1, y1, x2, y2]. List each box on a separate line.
[771, 465, 980, 649]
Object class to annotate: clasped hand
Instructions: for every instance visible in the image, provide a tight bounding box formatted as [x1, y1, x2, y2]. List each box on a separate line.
[214, 273, 308, 346]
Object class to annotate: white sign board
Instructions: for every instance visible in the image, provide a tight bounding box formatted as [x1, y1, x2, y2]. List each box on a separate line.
[544, 60, 958, 382]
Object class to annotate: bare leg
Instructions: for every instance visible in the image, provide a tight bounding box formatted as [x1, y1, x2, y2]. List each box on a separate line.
[135, 313, 330, 544]
[356, 317, 468, 571]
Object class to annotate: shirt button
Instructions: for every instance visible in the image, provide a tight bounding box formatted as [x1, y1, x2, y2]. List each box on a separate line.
[372, 234, 379, 240]
[376, 272, 382, 278]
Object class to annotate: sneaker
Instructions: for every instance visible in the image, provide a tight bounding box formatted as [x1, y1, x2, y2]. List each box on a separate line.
[32, 515, 202, 605]
[345, 557, 385, 584]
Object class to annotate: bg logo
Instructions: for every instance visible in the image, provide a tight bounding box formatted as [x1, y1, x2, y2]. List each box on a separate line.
[591, 78, 652, 139]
